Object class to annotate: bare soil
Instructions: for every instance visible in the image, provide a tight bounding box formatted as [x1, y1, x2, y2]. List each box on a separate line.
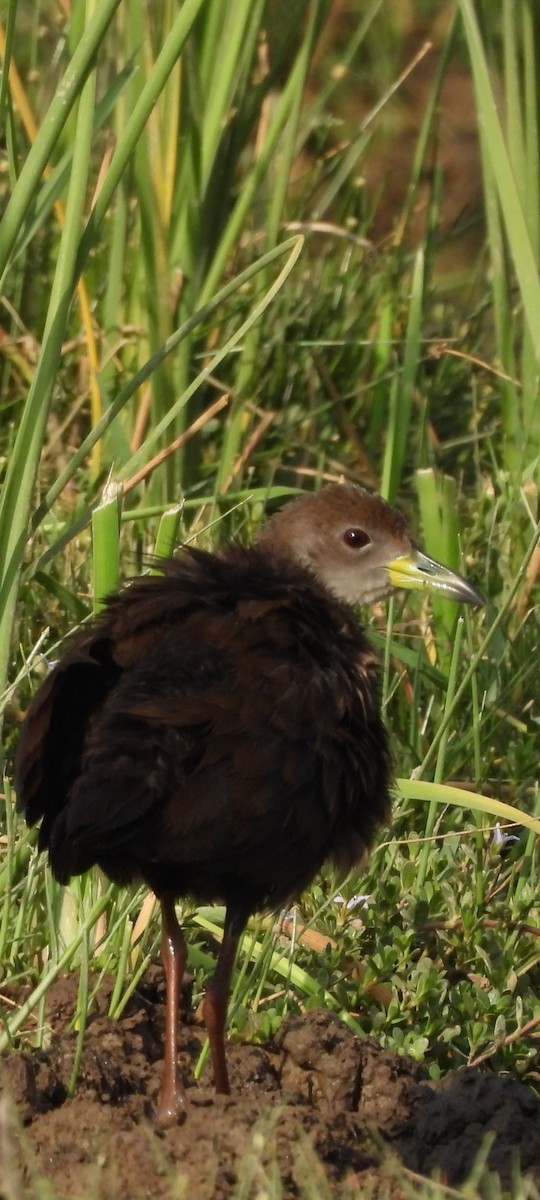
[1, 971, 540, 1199]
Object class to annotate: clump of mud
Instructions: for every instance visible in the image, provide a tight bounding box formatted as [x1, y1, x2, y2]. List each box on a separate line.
[1, 971, 540, 1199]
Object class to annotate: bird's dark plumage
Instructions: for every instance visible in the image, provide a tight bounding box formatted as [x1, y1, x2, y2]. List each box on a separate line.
[18, 545, 391, 903]
[15, 482, 483, 1121]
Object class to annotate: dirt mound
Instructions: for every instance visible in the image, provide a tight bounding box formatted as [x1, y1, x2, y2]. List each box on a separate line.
[2, 971, 540, 1198]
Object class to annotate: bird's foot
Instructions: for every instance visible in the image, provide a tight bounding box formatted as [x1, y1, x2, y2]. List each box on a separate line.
[212, 1060, 231, 1096]
[155, 1084, 188, 1128]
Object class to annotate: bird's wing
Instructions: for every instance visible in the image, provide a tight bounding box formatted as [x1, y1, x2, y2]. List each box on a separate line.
[14, 561, 210, 838]
[14, 629, 120, 840]
[44, 614, 334, 895]
[17, 560, 391, 901]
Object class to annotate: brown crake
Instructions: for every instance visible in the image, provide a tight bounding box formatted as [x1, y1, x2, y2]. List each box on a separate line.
[15, 483, 483, 1123]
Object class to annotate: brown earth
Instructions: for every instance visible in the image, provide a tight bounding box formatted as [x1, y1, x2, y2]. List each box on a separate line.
[2, 971, 540, 1199]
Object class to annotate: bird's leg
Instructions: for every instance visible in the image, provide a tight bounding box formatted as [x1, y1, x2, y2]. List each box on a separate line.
[201, 906, 246, 1095]
[157, 893, 188, 1126]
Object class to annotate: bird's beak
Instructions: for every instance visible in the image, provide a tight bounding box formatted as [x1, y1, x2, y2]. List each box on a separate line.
[386, 549, 485, 607]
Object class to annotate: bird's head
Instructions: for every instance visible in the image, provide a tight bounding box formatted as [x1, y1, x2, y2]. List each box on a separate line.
[257, 483, 484, 607]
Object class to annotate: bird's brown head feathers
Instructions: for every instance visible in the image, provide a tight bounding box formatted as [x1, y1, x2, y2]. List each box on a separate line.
[257, 483, 484, 608]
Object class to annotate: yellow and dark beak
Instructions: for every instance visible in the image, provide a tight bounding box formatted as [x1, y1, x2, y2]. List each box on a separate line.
[387, 549, 485, 607]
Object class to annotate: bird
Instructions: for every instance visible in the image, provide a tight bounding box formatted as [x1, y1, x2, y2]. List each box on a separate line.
[14, 482, 484, 1124]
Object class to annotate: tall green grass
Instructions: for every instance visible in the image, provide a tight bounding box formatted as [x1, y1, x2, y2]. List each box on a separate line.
[460, 0, 540, 482]
[0, 0, 539, 1141]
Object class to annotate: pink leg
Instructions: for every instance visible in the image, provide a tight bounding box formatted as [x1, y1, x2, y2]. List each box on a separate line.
[201, 907, 245, 1094]
[156, 893, 188, 1126]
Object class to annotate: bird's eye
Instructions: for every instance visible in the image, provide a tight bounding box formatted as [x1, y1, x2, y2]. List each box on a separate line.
[343, 527, 370, 549]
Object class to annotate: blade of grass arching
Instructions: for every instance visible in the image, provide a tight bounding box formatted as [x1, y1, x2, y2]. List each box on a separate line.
[460, 0, 540, 361]
[397, 778, 540, 839]
[415, 469, 462, 645]
[380, 248, 424, 503]
[27, 237, 303, 543]
[0, 0, 122, 282]
[0, 7, 100, 705]
[92, 481, 122, 611]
